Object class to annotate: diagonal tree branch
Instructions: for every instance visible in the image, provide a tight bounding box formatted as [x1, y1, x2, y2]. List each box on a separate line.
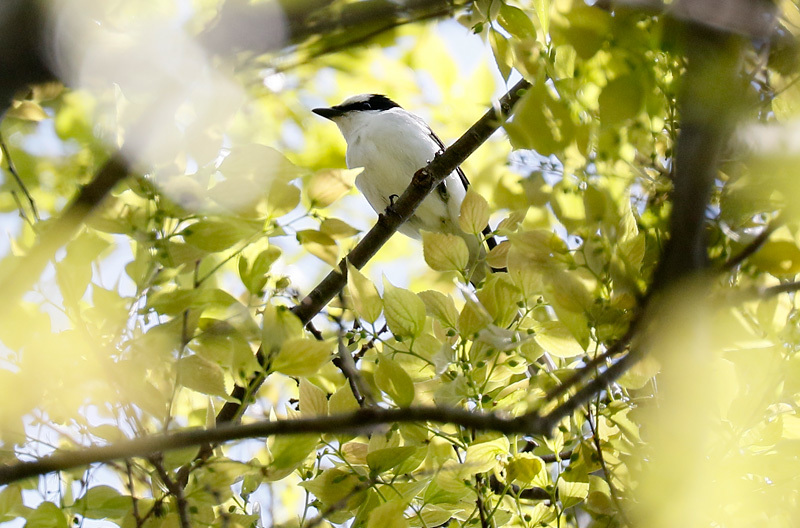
[0, 405, 549, 486]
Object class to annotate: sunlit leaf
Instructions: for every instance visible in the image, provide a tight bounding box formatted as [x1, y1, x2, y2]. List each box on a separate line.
[422, 231, 469, 273]
[383, 280, 426, 338]
[272, 338, 332, 377]
[347, 261, 383, 323]
[176, 354, 230, 398]
[374, 356, 415, 407]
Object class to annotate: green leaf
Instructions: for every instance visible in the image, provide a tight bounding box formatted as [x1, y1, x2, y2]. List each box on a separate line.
[586, 475, 616, 515]
[220, 144, 301, 183]
[383, 280, 426, 338]
[367, 500, 409, 528]
[182, 219, 257, 253]
[751, 239, 800, 276]
[297, 229, 339, 266]
[329, 385, 360, 414]
[241, 245, 281, 295]
[347, 262, 383, 323]
[418, 290, 459, 329]
[265, 181, 301, 217]
[489, 28, 512, 81]
[533, 0, 550, 37]
[367, 446, 419, 474]
[176, 355, 229, 398]
[458, 188, 490, 235]
[422, 231, 469, 273]
[505, 79, 575, 155]
[307, 168, 359, 208]
[72, 486, 133, 520]
[0, 485, 24, 523]
[320, 217, 360, 238]
[300, 468, 363, 507]
[599, 75, 645, 125]
[457, 297, 493, 337]
[558, 478, 589, 509]
[299, 378, 328, 417]
[507, 453, 544, 485]
[272, 338, 332, 377]
[262, 304, 304, 353]
[374, 356, 415, 407]
[498, 4, 537, 40]
[534, 320, 585, 357]
[26, 502, 68, 528]
[464, 435, 509, 473]
[270, 434, 319, 470]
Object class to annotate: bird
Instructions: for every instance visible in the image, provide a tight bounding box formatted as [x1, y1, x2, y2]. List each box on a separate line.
[312, 93, 499, 283]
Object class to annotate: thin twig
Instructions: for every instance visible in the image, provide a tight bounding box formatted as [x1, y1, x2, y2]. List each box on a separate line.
[124, 460, 142, 527]
[334, 336, 375, 407]
[585, 407, 630, 526]
[0, 132, 38, 221]
[720, 219, 782, 272]
[150, 456, 191, 528]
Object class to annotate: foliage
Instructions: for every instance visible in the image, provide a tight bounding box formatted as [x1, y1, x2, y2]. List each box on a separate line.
[0, 0, 799, 527]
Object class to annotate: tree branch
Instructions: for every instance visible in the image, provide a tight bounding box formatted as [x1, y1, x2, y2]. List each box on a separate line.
[0, 132, 39, 222]
[720, 218, 782, 272]
[0, 405, 550, 486]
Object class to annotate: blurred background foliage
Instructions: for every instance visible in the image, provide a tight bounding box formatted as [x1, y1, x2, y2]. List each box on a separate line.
[0, 0, 799, 527]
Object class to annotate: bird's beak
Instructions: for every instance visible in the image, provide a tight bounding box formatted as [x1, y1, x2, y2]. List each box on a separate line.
[312, 107, 343, 120]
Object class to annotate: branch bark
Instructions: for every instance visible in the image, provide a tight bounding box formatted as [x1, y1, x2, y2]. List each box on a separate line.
[0, 405, 549, 486]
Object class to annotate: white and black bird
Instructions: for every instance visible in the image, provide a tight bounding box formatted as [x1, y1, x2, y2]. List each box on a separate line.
[313, 94, 500, 282]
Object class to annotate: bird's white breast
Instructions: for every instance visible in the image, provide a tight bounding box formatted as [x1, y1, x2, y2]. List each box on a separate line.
[339, 109, 466, 238]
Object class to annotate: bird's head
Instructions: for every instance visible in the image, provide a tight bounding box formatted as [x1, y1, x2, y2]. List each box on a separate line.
[313, 94, 400, 139]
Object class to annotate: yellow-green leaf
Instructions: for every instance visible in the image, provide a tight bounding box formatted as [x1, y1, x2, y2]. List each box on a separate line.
[507, 453, 544, 485]
[599, 75, 645, 125]
[459, 188, 490, 235]
[307, 168, 359, 208]
[272, 338, 332, 377]
[534, 321, 585, 357]
[347, 262, 383, 323]
[367, 500, 409, 528]
[374, 356, 415, 407]
[262, 304, 303, 353]
[418, 290, 459, 329]
[176, 355, 229, 398]
[299, 378, 328, 417]
[266, 181, 301, 217]
[367, 446, 419, 474]
[464, 435, 509, 473]
[320, 217, 360, 238]
[182, 219, 256, 252]
[422, 231, 469, 273]
[270, 434, 319, 470]
[383, 280, 426, 338]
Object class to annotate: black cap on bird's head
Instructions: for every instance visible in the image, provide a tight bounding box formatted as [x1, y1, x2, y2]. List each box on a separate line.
[312, 94, 400, 120]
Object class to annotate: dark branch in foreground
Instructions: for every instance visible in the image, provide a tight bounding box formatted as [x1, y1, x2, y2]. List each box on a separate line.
[0, 406, 549, 486]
